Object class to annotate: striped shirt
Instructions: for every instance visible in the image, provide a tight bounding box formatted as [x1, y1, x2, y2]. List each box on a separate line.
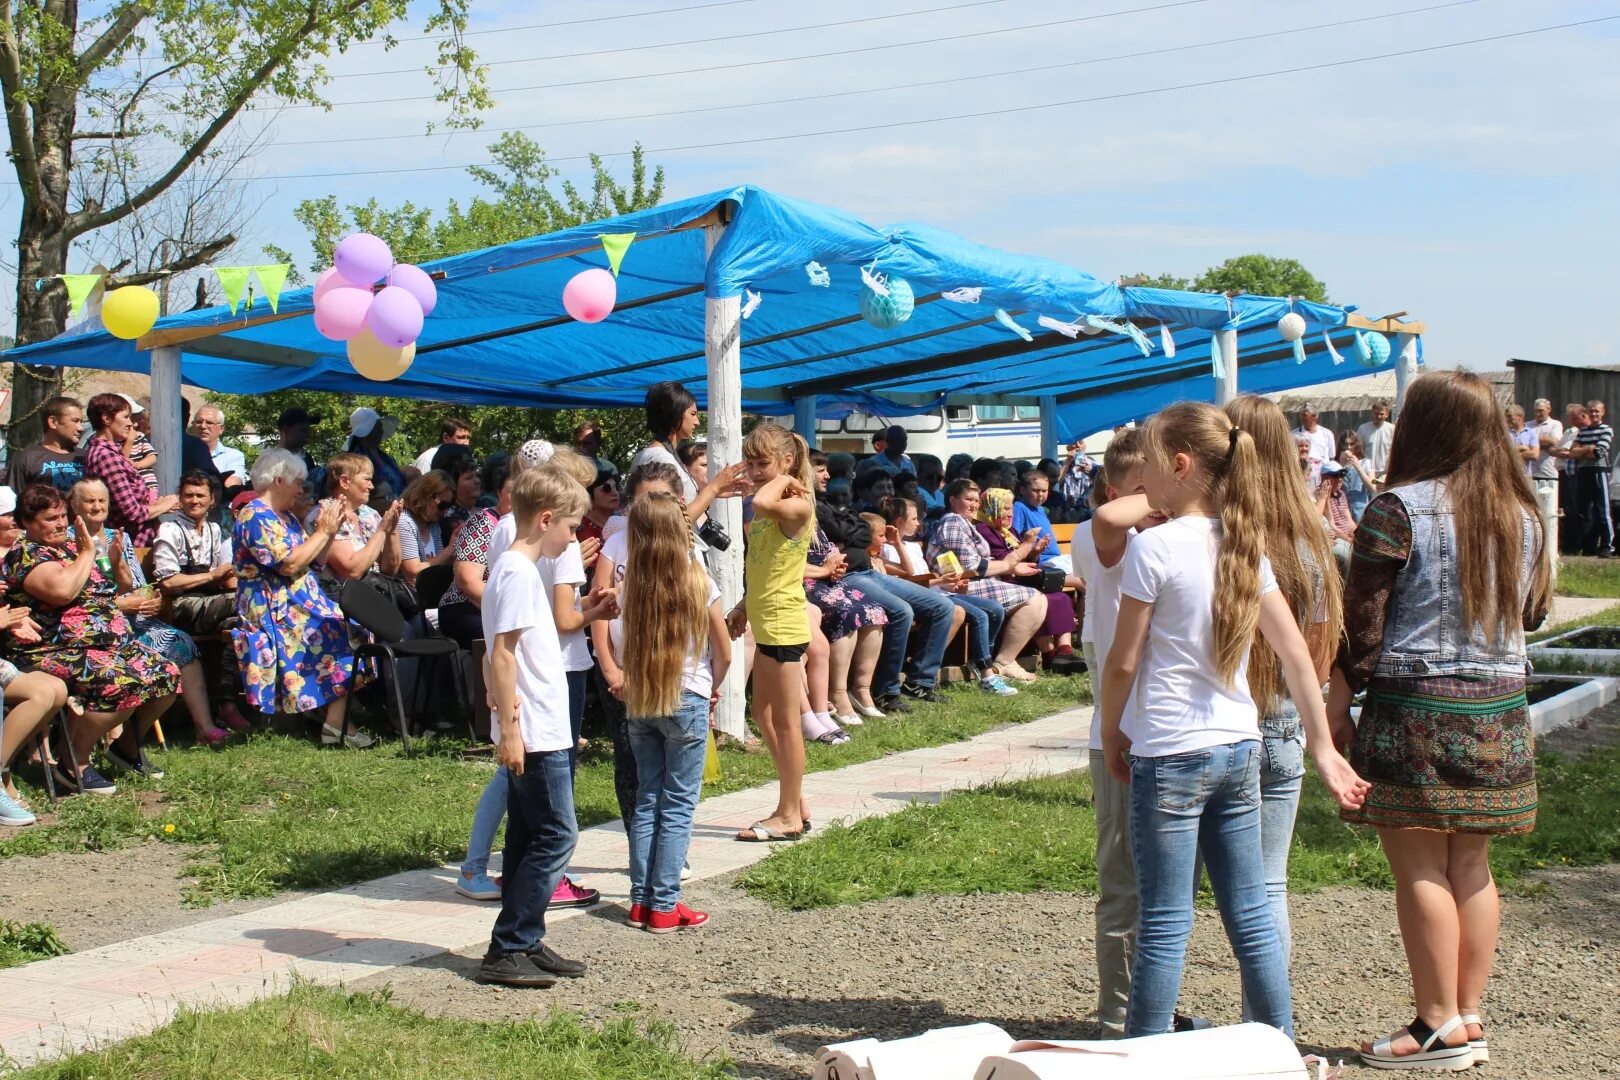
[1576, 422, 1613, 471]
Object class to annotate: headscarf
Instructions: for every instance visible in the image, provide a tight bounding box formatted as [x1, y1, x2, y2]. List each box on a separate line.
[976, 487, 1018, 546]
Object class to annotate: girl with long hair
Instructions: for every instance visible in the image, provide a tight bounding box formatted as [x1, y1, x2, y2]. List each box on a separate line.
[1099, 401, 1367, 1039]
[616, 493, 731, 933]
[1224, 396, 1344, 992]
[736, 423, 815, 842]
[1329, 371, 1549, 1071]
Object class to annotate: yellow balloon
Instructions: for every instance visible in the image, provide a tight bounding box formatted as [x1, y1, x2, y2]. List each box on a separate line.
[347, 327, 415, 381]
[102, 285, 160, 340]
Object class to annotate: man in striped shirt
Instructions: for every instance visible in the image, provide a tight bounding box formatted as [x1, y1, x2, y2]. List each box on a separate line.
[1573, 399, 1614, 556]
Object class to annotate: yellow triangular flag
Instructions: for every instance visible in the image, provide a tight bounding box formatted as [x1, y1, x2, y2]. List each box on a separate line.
[598, 232, 635, 277]
[59, 274, 100, 318]
[214, 266, 252, 314]
[253, 264, 290, 313]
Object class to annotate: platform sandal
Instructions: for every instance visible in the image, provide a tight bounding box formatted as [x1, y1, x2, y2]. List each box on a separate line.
[1460, 1013, 1487, 1065]
[1361, 1015, 1475, 1071]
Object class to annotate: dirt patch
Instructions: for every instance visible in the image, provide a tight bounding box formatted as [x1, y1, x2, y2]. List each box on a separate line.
[1540, 689, 1620, 756]
[0, 841, 288, 953]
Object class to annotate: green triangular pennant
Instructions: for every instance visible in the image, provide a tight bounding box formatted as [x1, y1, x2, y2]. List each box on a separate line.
[598, 232, 635, 277]
[253, 264, 289, 313]
[214, 266, 252, 314]
[59, 274, 100, 318]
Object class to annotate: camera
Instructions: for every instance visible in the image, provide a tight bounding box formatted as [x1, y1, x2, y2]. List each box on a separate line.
[696, 517, 732, 552]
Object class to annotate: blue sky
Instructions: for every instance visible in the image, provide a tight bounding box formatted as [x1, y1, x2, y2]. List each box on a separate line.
[8, 0, 1619, 370]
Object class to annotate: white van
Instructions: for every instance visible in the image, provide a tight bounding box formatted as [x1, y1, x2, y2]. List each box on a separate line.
[796, 405, 1113, 464]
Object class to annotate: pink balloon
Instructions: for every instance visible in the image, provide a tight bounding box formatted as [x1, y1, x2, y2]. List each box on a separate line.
[386, 263, 437, 317]
[334, 232, 393, 285]
[562, 268, 616, 324]
[312, 267, 361, 304]
[313, 285, 373, 342]
[367, 285, 424, 349]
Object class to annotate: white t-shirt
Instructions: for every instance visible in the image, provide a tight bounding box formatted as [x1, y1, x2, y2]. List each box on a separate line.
[1118, 516, 1277, 759]
[412, 447, 440, 474]
[488, 512, 517, 566]
[1071, 519, 1135, 751]
[608, 576, 722, 702]
[880, 540, 929, 576]
[1529, 417, 1563, 480]
[1356, 419, 1394, 477]
[539, 540, 590, 671]
[481, 550, 570, 753]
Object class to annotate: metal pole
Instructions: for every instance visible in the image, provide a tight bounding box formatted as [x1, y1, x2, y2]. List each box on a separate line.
[1038, 396, 1059, 461]
[1216, 329, 1239, 405]
[1394, 333, 1419, 418]
[704, 224, 746, 741]
[149, 345, 183, 495]
[793, 395, 820, 450]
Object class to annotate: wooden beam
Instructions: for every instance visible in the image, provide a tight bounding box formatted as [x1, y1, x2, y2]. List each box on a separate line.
[1345, 313, 1424, 336]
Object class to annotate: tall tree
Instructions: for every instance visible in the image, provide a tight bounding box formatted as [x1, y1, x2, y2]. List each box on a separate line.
[1192, 254, 1328, 303]
[0, 0, 489, 444]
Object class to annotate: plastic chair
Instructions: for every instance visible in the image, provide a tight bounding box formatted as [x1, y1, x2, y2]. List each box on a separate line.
[338, 579, 468, 750]
[411, 564, 478, 737]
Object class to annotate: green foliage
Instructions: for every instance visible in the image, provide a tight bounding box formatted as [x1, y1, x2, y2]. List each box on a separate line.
[0, 920, 70, 969]
[1551, 557, 1620, 600]
[13, 982, 732, 1079]
[208, 136, 667, 470]
[1123, 255, 1329, 302]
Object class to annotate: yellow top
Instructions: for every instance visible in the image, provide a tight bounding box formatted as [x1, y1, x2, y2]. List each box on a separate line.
[744, 516, 810, 646]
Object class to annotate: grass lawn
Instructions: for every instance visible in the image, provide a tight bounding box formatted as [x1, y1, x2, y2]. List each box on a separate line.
[10, 983, 731, 1079]
[738, 746, 1620, 910]
[0, 676, 1086, 905]
[1552, 557, 1620, 600]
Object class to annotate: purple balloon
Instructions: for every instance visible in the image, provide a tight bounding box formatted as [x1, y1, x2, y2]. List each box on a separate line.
[334, 232, 393, 285]
[367, 285, 424, 348]
[313, 285, 373, 342]
[386, 263, 437, 317]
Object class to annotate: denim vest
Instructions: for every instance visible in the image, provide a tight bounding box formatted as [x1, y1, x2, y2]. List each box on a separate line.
[1374, 479, 1536, 680]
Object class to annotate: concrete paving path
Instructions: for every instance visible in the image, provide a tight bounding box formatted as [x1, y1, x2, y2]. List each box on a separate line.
[0, 704, 1096, 1070]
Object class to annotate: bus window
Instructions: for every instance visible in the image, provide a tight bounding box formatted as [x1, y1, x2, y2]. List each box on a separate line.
[1017, 404, 1041, 421]
[976, 405, 1016, 422]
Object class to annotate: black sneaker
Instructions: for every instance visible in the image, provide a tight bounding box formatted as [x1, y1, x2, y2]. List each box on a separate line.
[105, 742, 164, 780]
[526, 943, 587, 979]
[479, 951, 557, 988]
[899, 683, 940, 704]
[874, 694, 911, 714]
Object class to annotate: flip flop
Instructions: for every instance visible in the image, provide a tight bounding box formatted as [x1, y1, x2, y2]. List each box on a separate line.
[736, 821, 803, 843]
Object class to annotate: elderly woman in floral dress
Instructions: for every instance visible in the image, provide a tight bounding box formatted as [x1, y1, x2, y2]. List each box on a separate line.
[232, 449, 369, 748]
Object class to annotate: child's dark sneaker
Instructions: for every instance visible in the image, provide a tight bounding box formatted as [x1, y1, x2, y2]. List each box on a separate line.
[478, 952, 556, 988]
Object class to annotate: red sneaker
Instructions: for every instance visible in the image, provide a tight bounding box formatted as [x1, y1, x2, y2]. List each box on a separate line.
[626, 903, 648, 929]
[645, 903, 710, 934]
[549, 876, 600, 908]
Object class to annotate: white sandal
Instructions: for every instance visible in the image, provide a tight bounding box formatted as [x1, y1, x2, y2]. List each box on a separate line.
[1361, 1015, 1475, 1071]
[1460, 1012, 1487, 1065]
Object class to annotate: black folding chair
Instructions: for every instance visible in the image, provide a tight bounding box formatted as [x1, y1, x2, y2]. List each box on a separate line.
[412, 564, 479, 739]
[338, 579, 468, 750]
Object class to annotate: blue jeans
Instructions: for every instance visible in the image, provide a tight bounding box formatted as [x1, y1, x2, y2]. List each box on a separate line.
[949, 593, 1005, 668]
[461, 765, 509, 879]
[627, 691, 710, 911]
[1242, 712, 1305, 1021]
[1127, 742, 1293, 1038]
[487, 749, 578, 958]
[566, 669, 587, 775]
[844, 570, 953, 694]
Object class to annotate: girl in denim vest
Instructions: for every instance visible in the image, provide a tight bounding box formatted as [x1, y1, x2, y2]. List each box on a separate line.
[1099, 401, 1367, 1040]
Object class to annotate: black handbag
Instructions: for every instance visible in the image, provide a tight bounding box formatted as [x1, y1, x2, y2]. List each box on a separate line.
[1035, 565, 1068, 594]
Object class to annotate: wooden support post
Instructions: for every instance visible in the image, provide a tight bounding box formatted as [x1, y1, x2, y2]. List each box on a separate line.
[149, 345, 183, 495]
[793, 396, 820, 449]
[704, 224, 746, 741]
[1039, 396, 1059, 461]
[1394, 333, 1419, 418]
[1216, 328, 1239, 406]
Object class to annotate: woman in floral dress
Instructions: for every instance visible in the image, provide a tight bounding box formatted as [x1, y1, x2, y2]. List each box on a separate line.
[804, 522, 887, 721]
[4, 484, 178, 793]
[232, 449, 367, 748]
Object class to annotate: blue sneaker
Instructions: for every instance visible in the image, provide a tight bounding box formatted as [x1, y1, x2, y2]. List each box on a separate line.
[979, 674, 1019, 697]
[53, 763, 117, 795]
[0, 789, 36, 827]
[455, 872, 502, 901]
[105, 743, 164, 780]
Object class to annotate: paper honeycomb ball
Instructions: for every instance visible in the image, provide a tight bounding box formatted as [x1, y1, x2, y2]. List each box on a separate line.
[1277, 312, 1306, 341]
[1358, 331, 1391, 369]
[860, 275, 915, 329]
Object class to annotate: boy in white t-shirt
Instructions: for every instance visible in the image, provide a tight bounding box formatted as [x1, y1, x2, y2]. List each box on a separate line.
[479, 468, 594, 988]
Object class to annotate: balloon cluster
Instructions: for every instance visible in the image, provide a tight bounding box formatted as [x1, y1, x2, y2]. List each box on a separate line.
[314, 233, 438, 381]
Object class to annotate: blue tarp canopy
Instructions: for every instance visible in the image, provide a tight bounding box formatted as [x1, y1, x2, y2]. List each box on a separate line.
[3, 186, 1415, 441]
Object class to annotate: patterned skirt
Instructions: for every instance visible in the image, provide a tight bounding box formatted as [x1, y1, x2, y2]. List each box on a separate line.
[1341, 673, 1536, 834]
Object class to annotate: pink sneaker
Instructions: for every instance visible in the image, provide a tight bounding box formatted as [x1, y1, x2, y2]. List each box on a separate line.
[549, 875, 600, 908]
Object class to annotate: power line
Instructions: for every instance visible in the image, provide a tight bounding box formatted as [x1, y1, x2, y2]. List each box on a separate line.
[213, 14, 1620, 182]
[257, 0, 1484, 149]
[283, 0, 1215, 110]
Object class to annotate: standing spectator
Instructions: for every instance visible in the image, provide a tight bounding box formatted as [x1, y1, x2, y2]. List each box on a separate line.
[579, 469, 619, 548]
[1573, 399, 1613, 556]
[868, 425, 916, 476]
[6, 395, 85, 494]
[193, 404, 247, 503]
[177, 398, 222, 486]
[1356, 399, 1395, 481]
[122, 396, 159, 496]
[345, 407, 405, 503]
[630, 381, 747, 560]
[1506, 405, 1537, 478]
[1315, 462, 1357, 570]
[1336, 430, 1379, 521]
[81, 394, 178, 545]
[1528, 398, 1563, 575]
[413, 416, 471, 473]
[275, 407, 324, 490]
[1555, 403, 1586, 553]
[1056, 440, 1096, 521]
[573, 420, 617, 478]
[1292, 403, 1336, 490]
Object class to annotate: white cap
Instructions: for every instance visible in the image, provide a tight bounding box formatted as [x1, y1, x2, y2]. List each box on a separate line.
[348, 406, 399, 440]
[517, 439, 555, 469]
[0, 486, 15, 516]
[117, 393, 144, 415]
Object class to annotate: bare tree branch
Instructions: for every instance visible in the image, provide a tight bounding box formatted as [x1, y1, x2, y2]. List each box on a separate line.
[0, 0, 40, 196]
[71, 130, 136, 141]
[76, 2, 149, 79]
[109, 232, 233, 286]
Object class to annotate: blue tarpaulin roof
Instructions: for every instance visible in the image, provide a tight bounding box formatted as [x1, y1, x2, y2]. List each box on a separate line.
[3, 186, 1415, 441]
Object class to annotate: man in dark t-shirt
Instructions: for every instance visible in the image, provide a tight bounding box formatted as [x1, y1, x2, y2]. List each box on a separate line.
[7, 395, 86, 494]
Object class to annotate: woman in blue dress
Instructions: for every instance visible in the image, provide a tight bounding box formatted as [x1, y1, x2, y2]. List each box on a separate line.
[232, 449, 369, 748]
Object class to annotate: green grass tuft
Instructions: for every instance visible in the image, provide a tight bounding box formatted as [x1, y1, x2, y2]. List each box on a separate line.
[1553, 557, 1620, 600]
[0, 921, 70, 970]
[11, 981, 732, 1079]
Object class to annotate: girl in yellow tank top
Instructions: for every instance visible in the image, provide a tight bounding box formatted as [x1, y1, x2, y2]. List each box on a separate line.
[738, 423, 815, 842]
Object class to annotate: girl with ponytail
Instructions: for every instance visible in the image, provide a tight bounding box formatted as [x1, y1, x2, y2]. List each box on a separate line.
[1098, 401, 1367, 1039]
